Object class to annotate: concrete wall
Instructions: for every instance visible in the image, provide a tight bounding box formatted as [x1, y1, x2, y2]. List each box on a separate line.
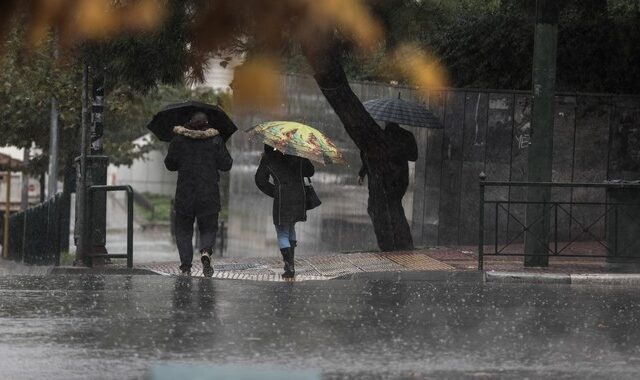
[108, 149, 177, 196]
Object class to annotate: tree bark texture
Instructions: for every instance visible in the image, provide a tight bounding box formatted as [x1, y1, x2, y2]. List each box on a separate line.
[301, 34, 414, 251]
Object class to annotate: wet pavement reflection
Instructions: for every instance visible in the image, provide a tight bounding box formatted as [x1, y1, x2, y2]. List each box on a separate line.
[1, 275, 640, 379]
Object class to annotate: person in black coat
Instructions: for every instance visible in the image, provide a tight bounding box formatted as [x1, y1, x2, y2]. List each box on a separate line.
[357, 122, 417, 240]
[255, 144, 315, 278]
[165, 112, 233, 276]
[357, 122, 418, 196]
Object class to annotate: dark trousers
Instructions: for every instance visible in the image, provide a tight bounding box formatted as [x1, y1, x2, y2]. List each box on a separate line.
[175, 212, 218, 271]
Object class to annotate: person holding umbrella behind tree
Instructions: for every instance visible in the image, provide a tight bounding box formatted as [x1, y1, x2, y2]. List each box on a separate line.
[357, 94, 442, 246]
[357, 93, 441, 189]
[148, 101, 237, 277]
[249, 121, 345, 279]
[357, 121, 418, 190]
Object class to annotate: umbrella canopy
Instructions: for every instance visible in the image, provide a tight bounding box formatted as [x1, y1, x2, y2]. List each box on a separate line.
[246, 121, 346, 165]
[363, 95, 442, 129]
[147, 101, 238, 142]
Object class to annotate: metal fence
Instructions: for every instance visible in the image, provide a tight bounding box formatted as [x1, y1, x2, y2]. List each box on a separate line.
[8, 193, 64, 265]
[478, 176, 640, 270]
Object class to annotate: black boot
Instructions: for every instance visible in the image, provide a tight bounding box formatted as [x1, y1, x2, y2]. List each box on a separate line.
[280, 247, 295, 278]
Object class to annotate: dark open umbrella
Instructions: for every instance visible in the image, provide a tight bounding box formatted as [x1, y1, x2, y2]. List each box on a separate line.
[363, 94, 442, 129]
[146, 100, 238, 142]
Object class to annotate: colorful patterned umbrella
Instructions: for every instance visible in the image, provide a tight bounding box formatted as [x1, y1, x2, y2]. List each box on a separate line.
[246, 121, 346, 165]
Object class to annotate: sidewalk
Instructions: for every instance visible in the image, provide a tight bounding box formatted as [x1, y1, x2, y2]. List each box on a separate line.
[98, 250, 456, 281]
[3, 244, 639, 285]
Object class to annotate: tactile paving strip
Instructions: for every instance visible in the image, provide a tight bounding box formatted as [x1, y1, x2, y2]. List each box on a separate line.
[215, 263, 260, 271]
[136, 251, 453, 281]
[303, 255, 362, 277]
[383, 253, 455, 271]
[345, 252, 406, 272]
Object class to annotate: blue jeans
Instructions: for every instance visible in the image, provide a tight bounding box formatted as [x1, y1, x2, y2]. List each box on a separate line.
[275, 223, 296, 249]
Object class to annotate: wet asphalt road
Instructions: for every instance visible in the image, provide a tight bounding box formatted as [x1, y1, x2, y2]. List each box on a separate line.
[1, 275, 640, 379]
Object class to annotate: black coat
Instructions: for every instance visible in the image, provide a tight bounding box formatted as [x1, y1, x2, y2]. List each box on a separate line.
[255, 153, 315, 225]
[164, 126, 233, 217]
[358, 125, 417, 197]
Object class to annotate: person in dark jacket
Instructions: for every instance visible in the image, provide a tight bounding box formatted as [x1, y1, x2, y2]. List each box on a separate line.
[357, 122, 418, 196]
[255, 144, 315, 278]
[165, 112, 233, 276]
[357, 122, 418, 231]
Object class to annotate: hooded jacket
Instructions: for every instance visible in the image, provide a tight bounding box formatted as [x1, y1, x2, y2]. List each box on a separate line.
[164, 126, 233, 217]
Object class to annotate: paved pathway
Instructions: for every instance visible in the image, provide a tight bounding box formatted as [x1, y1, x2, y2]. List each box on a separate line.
[136, 242, 621, 281]
[139, 251, 454, 281]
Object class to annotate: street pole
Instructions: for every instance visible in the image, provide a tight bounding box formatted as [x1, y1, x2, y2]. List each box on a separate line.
[91, 71, 105, 153]
[47, 30, 60, 199]
[3, 158, 12, 258]
[21, 148, 29, 210]
[87, 70, 109, 264]
[75, 64, 90, 266]
[524, 0, 559, 267]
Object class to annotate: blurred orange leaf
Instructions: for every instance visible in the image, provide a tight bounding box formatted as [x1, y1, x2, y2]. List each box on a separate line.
[390, 44, 449, 91]
[304, 0, 383, 51]
[231, 56, 283, 112]
[21, 0, 166, 46]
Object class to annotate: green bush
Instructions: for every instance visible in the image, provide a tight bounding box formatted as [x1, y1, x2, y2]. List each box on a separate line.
[140, 193, 172, 223]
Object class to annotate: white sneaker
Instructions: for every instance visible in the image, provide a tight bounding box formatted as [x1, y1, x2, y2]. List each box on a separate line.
[201, 250, 213, 277]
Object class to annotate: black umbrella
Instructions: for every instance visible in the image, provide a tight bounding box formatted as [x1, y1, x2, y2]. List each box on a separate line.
[363, 94, 442, 129]
[147, 100, 238, 142]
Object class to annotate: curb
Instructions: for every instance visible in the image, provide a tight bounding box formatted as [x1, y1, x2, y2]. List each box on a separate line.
[570, 273, 640, 286]
[337, 271, 483, 282]
[485, 271, 640, 286]
[485, 271, 571, 284]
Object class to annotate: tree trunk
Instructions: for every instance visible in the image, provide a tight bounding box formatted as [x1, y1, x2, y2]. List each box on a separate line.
[301, 34, 413, 251]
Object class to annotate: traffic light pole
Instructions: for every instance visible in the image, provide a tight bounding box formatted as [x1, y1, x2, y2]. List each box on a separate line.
[74, 66, 109, 267]
[524, 0, 559, 267]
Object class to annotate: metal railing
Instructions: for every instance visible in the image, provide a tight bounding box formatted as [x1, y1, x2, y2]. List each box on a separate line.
[88, 185, 134, 268]
[7, 193, 64, 265]
[478, 174, 640, 270]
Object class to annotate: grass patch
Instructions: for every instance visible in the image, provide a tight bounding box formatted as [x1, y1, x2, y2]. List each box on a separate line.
[59, 250, 74, 266]
[137, 192, 228, 223]
[139, 193, 173, 222]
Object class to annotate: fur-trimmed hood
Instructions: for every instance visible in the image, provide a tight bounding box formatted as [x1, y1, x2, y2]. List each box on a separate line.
[173, 126, 220, 139]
